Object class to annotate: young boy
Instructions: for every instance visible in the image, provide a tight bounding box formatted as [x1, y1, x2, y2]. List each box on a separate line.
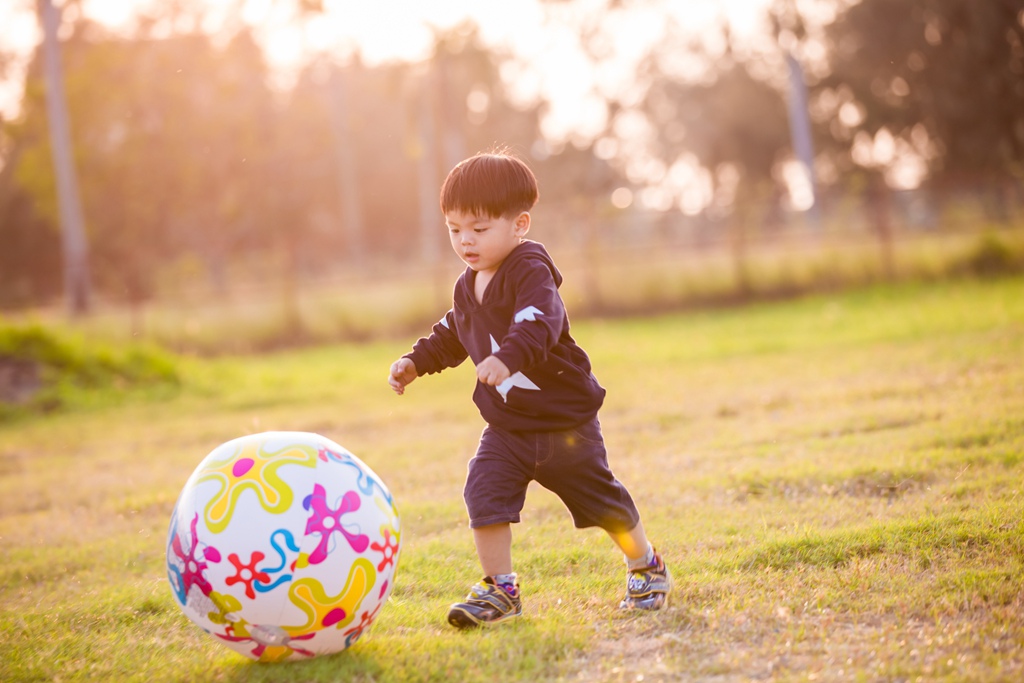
[388, 151, 670, 628]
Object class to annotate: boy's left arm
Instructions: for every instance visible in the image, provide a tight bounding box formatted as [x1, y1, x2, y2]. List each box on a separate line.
[490, 261, 565, 375]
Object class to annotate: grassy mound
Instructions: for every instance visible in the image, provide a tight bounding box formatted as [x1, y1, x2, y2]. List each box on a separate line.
[0, 322, 180, 419]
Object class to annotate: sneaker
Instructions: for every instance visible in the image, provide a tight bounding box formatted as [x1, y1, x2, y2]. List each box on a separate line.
[619, 550, 671, 610]
[447, 576, 522, 628]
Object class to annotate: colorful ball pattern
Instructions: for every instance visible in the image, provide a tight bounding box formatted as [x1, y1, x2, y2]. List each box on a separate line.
[166, 431, 400, 662]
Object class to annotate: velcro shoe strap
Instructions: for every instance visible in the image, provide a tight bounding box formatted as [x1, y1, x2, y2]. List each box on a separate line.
[471, 589, 516, 615]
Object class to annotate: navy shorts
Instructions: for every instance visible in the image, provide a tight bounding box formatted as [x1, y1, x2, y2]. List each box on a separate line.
[464, 417, 641, 533]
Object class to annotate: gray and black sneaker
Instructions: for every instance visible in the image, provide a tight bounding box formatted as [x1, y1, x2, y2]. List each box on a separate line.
[619, 550, 671, 610]
[447, 576, 522, 629]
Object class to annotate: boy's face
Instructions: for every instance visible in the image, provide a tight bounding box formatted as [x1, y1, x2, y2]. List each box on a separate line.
[445, 209, 531, 276]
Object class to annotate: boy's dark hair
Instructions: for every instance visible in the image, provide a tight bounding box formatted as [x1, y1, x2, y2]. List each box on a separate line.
[440, 152, 539, 218]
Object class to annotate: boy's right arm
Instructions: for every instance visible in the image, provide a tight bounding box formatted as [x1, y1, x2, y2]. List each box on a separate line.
[389, 309, 468, 395]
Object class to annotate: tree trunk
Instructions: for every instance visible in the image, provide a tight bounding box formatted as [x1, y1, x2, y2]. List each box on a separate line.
[867, 174, 895, 279]
[329, 68, 365, 260]
[784, 51, 821, 230]
[582, 206, 602, 314]
[413, 70, 442, 266]
[281, 234, 304, 344]
[730, 215, 751, 297]
[38, 0, 91, 315]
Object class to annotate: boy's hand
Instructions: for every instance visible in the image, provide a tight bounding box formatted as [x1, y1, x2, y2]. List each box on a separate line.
[389, 358, 419, 395]
[476, 355, 510, 387]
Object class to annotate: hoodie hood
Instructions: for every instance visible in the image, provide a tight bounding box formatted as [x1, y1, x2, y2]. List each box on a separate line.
[497, 240, 563, 289]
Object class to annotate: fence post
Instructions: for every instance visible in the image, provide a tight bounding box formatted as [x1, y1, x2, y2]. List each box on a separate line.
[867, 174, 895, 279]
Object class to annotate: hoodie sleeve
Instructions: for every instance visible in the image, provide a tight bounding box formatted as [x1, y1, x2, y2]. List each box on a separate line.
[404, 309, 468, 375]
[491, 259, 565, 375]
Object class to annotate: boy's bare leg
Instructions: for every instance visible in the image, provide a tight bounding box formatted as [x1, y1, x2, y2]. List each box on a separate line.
[608, 519, 671, 610]
[607, 520, 652, 563]
[473, 522, 513, 576]
[448, 522, 520, 628]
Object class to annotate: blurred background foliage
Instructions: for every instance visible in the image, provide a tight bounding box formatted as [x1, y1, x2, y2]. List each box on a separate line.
[1, 0, 1023, 351]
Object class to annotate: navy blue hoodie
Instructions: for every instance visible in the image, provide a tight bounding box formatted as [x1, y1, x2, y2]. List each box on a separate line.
[404, 240, 605, 431]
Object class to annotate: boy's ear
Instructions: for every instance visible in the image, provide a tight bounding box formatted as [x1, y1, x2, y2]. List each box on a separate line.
[514, 211, 531, 236]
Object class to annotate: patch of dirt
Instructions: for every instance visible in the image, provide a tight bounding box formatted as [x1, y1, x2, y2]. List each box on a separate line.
[0, 450, 25, 477]
[568, 609, 1024, 682]
[0, 355, 42, 404]
[573, 632, 683, 681]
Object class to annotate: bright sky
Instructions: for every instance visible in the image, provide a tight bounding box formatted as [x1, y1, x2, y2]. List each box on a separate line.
[0, 0, 776, 124]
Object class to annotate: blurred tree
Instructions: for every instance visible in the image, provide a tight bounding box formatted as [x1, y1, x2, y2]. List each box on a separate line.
[328, 66, 366, 259]
[287, 0, 367, 263]
[406, 23, 546, 266]
[0, 140, 62, 308]
[13, 20, 276, 319]
[815, 0, 1024, 216]
[37, 0, 91, 314]
[279, 58, 420, 267]
[0, 5, 59, 308]
[175, 29, 279, 293]
[532, 144, 622, 311]
[637, 26, 791, 290]
[522, 3, 792, 230]
[643, 62, 790, 202]
[1, 4, 613, 314]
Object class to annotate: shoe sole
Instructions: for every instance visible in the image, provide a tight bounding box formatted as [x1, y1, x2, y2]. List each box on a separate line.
[619, 592, 669, 611]
[447, 605, 522, 629]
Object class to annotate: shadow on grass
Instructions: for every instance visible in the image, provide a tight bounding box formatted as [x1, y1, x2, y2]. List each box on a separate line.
[174, 645, 386, 683]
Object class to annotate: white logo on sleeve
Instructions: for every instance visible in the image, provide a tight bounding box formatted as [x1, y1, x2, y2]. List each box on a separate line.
[489, 335, 540, 402]
[514, 306, 544, 323]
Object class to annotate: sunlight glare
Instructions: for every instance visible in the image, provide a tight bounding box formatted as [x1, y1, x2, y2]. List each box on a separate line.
[0, 0, 775, 141]
[782, 159, 815, 211]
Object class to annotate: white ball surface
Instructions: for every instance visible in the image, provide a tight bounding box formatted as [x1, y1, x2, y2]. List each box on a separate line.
[166, 432, 400, 661]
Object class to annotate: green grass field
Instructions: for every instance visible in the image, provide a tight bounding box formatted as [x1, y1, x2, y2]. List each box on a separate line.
[2, 276, 1023, 682]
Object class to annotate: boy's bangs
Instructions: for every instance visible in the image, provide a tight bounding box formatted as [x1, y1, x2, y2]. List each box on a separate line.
[441, 154, 538, 218]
